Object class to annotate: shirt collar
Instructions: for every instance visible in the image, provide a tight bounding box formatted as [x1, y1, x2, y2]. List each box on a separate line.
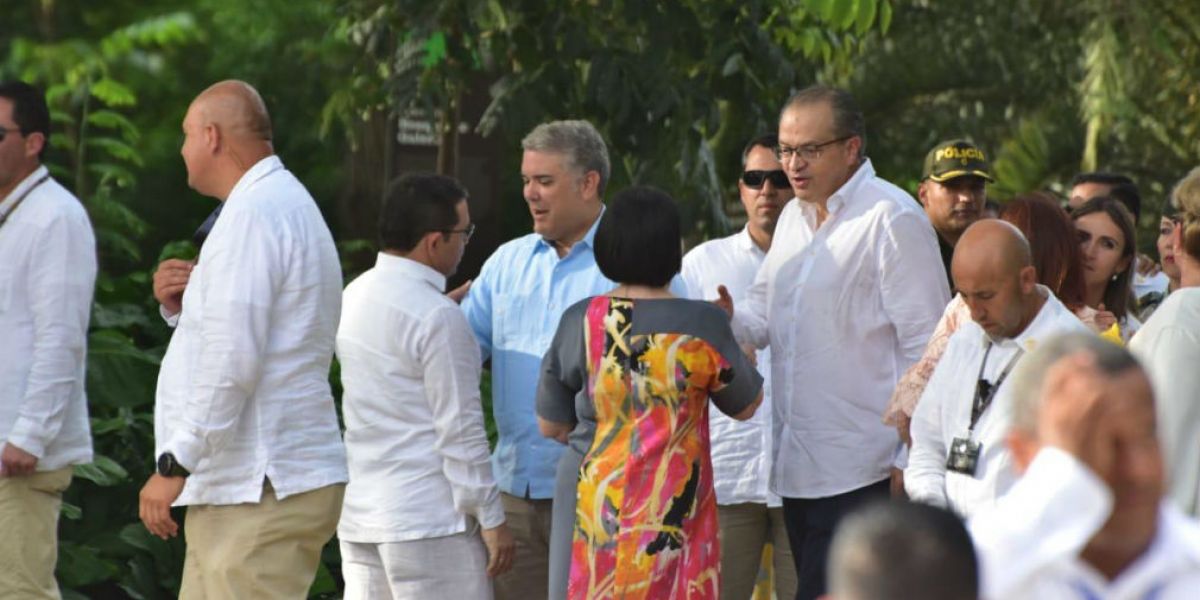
[536, 205, 606, 254]
[0, 165, 49, 212]
[225, 155, 284, 205]
[374, 252, 447, 292]
[795, 158, 875, 219]
[737, 225, 767, 257]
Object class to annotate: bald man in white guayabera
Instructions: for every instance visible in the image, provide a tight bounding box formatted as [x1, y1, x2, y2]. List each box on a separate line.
[138, 80, 347, 599]
[906, 220, 1089, 518]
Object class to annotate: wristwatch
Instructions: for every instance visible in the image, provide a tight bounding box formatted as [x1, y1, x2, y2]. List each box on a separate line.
[157, 452, 191, 478]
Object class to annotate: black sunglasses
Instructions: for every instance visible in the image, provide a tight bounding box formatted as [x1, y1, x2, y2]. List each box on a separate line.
[741, 169, 789, 189]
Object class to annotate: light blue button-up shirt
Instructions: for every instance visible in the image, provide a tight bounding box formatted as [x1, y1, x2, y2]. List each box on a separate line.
[462, 213, 685, 498]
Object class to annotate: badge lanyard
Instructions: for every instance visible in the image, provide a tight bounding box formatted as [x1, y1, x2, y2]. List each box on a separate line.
[968, 341, 1023, 435]
[0, 174, 50, 232]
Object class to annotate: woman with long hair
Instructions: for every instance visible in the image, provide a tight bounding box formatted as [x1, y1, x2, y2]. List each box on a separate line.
[1071, 196, 1141, 342]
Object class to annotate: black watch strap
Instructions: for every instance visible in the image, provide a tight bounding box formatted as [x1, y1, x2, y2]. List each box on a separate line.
[157, 452, 190, 478]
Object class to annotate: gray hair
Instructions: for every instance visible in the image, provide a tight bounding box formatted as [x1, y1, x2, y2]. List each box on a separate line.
[829, 501, 978, 600]
[1008, 332, 1141, 433]
[521, 120, 611, 195]
[781, 85, 867, 159]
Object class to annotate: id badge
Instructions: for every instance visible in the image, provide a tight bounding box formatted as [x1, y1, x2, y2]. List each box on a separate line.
[946, 436, 982, 476]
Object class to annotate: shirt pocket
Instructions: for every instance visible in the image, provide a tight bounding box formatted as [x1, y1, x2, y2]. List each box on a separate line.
[495, 291, 534, 349]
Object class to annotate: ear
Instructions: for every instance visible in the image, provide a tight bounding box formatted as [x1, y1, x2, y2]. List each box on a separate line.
[579, 170, 601, 199]
[1006, 431, 1038, 475]
[917, 180, 929, 206]
[843, 136, 863, 165]
[23, 131, 45, 159]
[1117, 252, 1133, 275]
[1019, 264, 1038, 293]
[1172, 222, 1185, 257]
[203, 122, 221, 154]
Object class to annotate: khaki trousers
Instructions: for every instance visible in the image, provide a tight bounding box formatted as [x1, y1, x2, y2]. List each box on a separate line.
[179, 480, 344, 600]
[0, 467, 73, 600]
[493, 492, 552, 600]
[718, 503, 798, 600]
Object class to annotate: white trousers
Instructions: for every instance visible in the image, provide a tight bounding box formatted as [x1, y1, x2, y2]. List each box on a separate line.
[341, 530, 492, 600]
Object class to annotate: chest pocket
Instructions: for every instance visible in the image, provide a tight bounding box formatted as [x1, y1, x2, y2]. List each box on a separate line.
[496, 291, 539, 351]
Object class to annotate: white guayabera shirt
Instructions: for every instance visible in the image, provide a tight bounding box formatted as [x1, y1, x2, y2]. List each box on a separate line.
[0, 166, 95, 470]
[154, 156, 348, 506]
[336, 254, 505, 543]
[971, 448, 1200, 599]
[733, 159, 950, 499]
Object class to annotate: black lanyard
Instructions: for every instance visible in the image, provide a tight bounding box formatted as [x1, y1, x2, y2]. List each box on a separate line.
[0, 174, 50, 231]
[969, 341, 1023, 432]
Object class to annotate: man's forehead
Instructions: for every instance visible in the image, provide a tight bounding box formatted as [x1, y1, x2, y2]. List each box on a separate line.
[744, 145, 781, 169]
[0, 97, 15, 126]
[521, 149, 571, 175]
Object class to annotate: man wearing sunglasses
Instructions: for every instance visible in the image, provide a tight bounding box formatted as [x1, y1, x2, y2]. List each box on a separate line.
[681, 133, 796, 600]
[918, 139, 993, 290]
[728, 86, 948, 600]
[0, 81, 97, 599]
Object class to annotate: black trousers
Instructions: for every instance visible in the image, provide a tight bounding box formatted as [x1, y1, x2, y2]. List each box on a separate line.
[782, 478, 890, 600]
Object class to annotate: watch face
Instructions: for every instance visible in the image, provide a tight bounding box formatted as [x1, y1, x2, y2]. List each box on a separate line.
[157, 453, 172, 475]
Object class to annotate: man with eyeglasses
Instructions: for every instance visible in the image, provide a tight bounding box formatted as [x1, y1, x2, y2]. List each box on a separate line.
[335, 173, 514, 598]
[905, 220, 1089, 519]
[918, 139, 993, 290]
[681, 133, 796, 600]
[0, 81, 96, 599]
[727, 86, 948, 600]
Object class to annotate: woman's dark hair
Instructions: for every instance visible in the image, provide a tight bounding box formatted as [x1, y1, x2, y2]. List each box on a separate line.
[1000, 192, 1086, 309]
[1071, 196, 1137, 319]
[594, 186, 681, 288]
[378, 173, 467, 252]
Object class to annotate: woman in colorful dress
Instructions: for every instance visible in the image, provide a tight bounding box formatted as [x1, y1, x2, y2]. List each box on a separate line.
[537, 186, 763, 600]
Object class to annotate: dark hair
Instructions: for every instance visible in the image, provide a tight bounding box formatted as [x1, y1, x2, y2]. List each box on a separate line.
[829, 501, 978, 600]
[1071, 196, 1137, 319]
[781, 85, 866, 158]
[1071, 172, 1141, 220]
[378, 173, 467, 252]
[1001, 192, 1087, 309]
[0, 81, 51, 157]
[741, 133, 779, 166]
[594, 186, 681, 288]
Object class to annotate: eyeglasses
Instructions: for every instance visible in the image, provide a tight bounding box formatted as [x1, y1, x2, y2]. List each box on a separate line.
[441, 223, 475, 243]
[741, 169, 789, 190]
[0, 125, 23, 143]
[775, 135, 854, 163]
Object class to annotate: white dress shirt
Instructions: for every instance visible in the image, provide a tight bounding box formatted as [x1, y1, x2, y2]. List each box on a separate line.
[970, 447, 1200, 599]
[0, 166, 95, 469]
[337, 254, 505, 543]
[734, 159, 950, 498]
[906, 288, 1089, 517]
[155, 156, 347, 506]
[1131, 287, 1200, 516]
[681, 227, 778, 507]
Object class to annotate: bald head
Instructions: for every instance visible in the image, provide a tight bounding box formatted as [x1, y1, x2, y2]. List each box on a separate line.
[181, 80, 275, 200]
[190, 80, 273, 143]
[953, 219, 1032, 276]
[952, 219, 1043, 340]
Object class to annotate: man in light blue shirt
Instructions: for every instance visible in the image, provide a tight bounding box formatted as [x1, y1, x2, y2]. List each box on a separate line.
[461, 120, 615, 600]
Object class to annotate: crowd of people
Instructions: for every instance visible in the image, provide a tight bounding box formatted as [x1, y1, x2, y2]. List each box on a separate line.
[1, 74, 1199, 600]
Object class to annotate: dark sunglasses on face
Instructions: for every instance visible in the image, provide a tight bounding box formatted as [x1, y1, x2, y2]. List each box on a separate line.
[741, 169, 789, 189]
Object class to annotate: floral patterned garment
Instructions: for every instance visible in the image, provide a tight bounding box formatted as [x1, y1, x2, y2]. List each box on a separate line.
[568, 296, 739, 599]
